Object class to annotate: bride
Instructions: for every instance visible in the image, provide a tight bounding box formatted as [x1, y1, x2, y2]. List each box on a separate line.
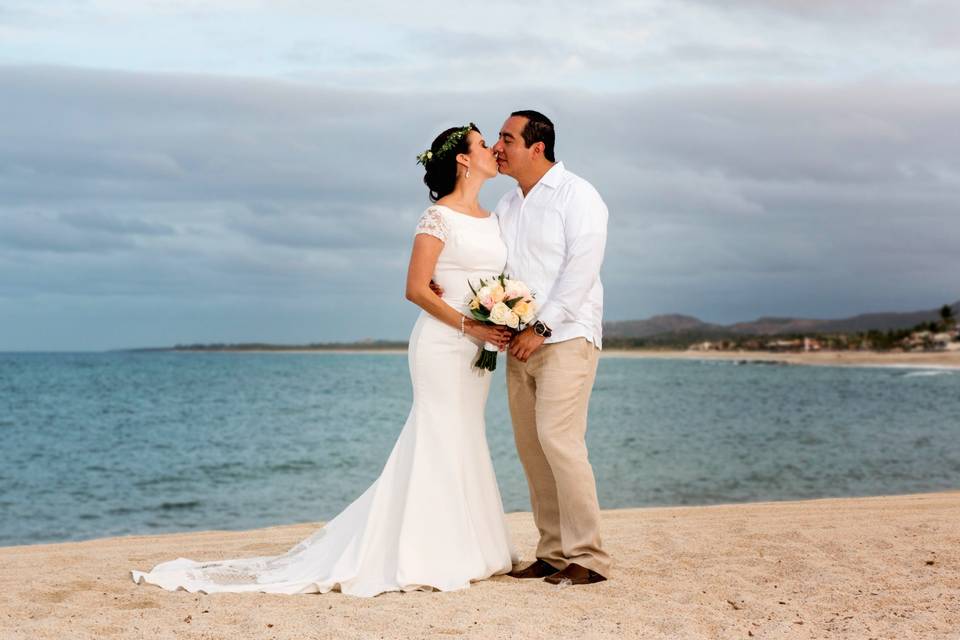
[131, 123, 520, 597]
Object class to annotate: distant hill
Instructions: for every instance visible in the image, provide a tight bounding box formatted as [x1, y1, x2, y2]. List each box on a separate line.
[603, 314, 724, 338]
[129, 301, 959, 353]
[604, 300, 960, 339]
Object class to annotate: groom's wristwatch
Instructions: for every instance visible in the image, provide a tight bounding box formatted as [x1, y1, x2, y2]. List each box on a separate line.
[532, 321, 553, 338]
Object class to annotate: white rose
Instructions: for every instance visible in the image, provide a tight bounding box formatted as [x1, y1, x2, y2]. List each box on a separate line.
[503, 279, 529, 300]
[488, 302, 513, 326]
[477, 285, 496, 310]
[507, 311, 520, 329]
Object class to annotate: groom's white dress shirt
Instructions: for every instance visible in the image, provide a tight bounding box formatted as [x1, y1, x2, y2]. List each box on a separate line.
[494, 162, 608, 349]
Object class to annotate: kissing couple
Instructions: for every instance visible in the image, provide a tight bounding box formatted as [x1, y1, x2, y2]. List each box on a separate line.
[132, 110, 611, 597]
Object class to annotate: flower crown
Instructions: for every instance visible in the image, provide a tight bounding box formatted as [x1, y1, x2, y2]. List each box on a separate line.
[416, 123, 476, 167]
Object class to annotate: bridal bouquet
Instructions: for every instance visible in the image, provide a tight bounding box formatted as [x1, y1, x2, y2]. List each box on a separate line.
[466, 274, 538, 371]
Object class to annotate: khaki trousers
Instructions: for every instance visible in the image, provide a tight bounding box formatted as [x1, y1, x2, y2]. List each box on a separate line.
[506, 337, 612, 577]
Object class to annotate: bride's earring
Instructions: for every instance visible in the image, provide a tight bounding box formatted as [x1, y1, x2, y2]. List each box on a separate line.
[466, 167, 471, 179]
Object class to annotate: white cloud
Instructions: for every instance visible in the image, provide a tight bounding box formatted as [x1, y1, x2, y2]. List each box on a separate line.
[2, 64, 959, 349]
[1, 2, 959, 348]
[2, 1, 959, 87]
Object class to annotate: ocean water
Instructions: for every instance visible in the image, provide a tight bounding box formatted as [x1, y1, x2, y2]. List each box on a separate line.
[1, 352, 958, 547]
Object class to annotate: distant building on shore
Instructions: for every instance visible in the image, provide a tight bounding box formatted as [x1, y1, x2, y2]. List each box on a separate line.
[900, 328, 960, 352]
[768, 339, 802, 352]
[689, 341, 716, 352]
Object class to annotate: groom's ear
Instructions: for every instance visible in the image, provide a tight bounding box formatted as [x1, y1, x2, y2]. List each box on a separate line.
[530, 141, 546, 158]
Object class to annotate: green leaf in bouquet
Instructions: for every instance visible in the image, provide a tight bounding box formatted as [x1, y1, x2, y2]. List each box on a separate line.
[470, 309, 490, 322]
[504, 296, 524, 309]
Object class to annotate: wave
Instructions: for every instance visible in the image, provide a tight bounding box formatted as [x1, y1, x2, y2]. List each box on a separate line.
[268, 458, 321, 474]
[155, 500, 202, 512]
[902, 370, 955, 378]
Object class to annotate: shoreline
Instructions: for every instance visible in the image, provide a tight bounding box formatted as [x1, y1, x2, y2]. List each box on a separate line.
[601, 348, 960, 369]
[160, 347, 960, 369]
[5, 488, 959, 552]
[170, 348, 408, 354]
[1, 490, 957, 639]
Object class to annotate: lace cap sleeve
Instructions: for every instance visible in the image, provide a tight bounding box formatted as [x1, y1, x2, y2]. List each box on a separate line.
[414, 207, 449, 242]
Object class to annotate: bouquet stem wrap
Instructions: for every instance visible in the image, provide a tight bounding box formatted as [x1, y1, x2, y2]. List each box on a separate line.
[476, 341, 500, 371]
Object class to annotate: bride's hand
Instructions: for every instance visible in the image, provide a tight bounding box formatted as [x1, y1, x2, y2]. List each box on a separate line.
[464, 320, 513, 350]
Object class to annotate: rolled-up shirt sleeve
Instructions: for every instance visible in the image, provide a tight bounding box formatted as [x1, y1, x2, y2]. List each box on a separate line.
[535, 183, 608, 329]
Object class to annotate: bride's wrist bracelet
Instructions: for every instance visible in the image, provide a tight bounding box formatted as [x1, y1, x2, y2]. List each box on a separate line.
[459, 315, 465, 338]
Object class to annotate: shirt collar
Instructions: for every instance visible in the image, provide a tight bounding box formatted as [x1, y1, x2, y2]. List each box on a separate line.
[538, 161, 565, 189]
[514, 161, 565, 199]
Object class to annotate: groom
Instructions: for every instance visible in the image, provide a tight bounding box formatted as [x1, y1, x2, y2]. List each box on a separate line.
[492, 110, 611, 586]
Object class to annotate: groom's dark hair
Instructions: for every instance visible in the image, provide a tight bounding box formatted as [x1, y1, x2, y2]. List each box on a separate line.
[511, 110, 556, 162]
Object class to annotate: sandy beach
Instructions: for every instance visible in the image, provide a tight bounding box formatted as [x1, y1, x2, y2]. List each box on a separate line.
[601, 349, 960, 369]
[1, 491, 957, 639]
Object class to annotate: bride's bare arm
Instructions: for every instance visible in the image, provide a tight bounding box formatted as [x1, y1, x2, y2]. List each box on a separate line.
[405, 235, 512, 349]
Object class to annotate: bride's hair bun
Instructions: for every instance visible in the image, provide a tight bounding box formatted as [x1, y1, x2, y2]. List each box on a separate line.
[422, 124, 478, 202]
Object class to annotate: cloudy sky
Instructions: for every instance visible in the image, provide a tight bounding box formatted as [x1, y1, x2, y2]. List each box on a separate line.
[2, 0, 958, 350]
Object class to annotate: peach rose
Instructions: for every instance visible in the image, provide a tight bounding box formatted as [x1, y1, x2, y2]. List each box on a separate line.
[512, 299, 536, 324]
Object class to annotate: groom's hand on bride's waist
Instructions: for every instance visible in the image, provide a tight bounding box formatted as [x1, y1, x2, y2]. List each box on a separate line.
[429, 280, 444, 297]
[509, 327, 546, 362]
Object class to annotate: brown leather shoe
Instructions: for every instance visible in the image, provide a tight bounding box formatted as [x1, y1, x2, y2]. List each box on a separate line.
[508, 559, 561, 579]
[543, 562, 607, 585]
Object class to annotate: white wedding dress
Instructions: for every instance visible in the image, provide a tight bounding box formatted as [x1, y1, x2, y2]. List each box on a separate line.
[131, 205, 518, 597]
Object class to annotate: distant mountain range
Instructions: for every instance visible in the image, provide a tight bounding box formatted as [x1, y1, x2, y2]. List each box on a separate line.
[603, 300, 960, 340]
[134, 300, 959, 353]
